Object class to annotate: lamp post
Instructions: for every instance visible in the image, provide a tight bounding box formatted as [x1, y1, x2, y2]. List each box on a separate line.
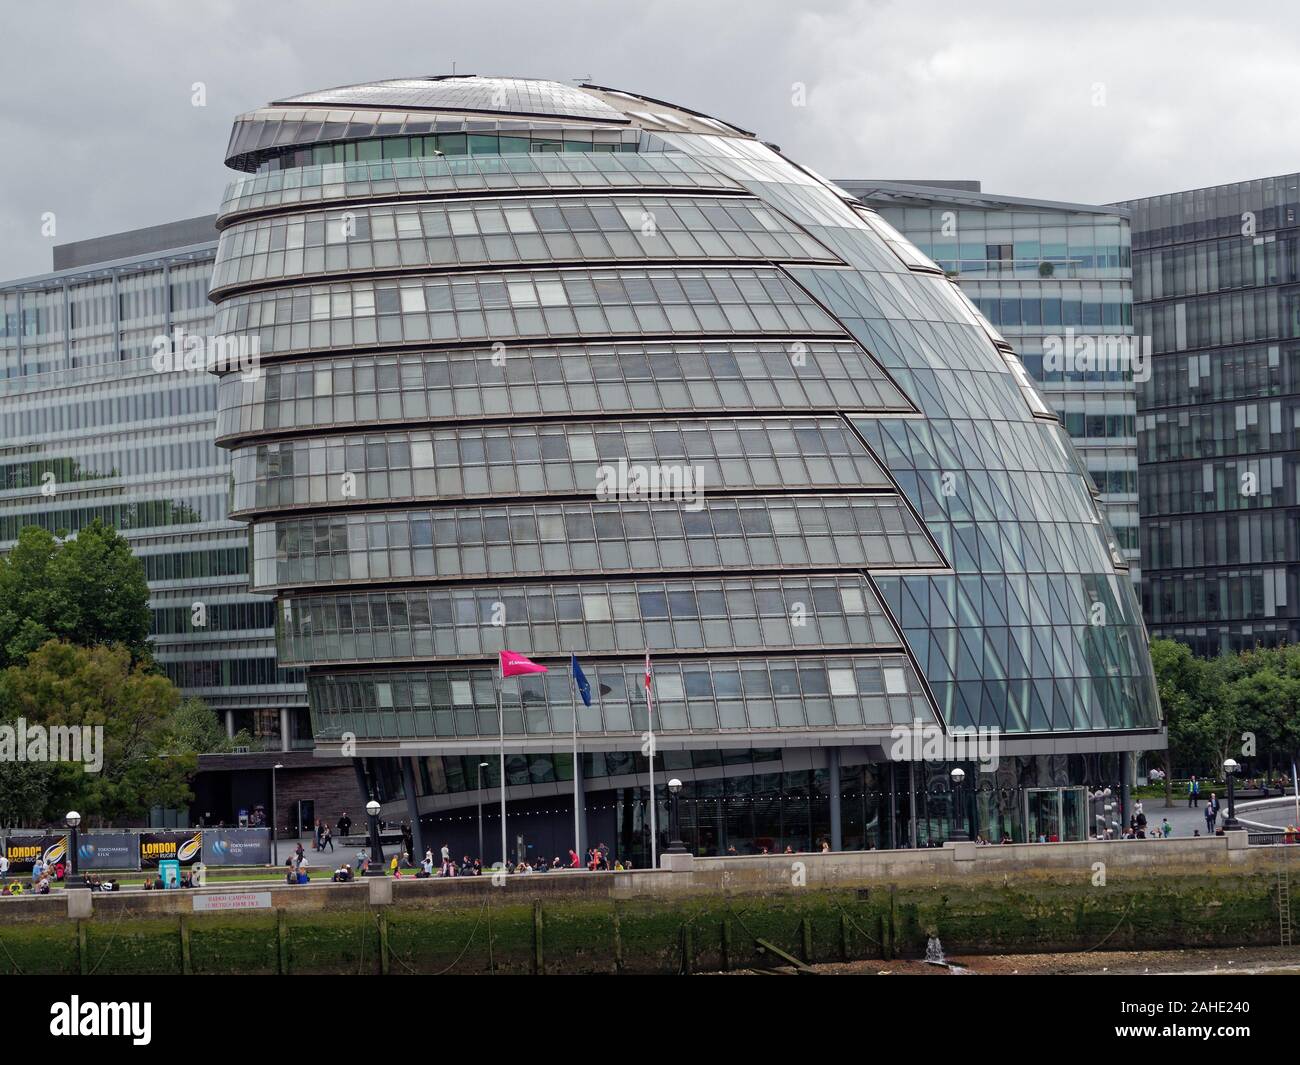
[477, 761, 489, 864]
[270, 762, 284, 866]
[1223, 758, 1242, 831]
[666, 778, 687, 855]
[364, 799, 384, 876]
[950, 767, 967, 841]
[64, 811, 83, 888]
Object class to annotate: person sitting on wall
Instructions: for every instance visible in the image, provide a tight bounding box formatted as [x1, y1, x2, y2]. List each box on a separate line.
[297, 867, 309, 884]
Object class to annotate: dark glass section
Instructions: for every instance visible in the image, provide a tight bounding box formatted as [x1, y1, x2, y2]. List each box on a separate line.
[1121, 176, 1300, 653]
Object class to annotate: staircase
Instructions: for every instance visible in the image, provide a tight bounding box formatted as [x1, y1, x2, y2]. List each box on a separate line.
[1278, 848, 1293, 948]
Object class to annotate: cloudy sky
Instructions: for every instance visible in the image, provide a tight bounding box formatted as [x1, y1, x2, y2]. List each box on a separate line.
[2, 0, 1297, 278]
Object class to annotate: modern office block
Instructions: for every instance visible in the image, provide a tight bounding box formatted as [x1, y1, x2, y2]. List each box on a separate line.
[1120, 176, 1300, 654]
[211, 76, 1161, 858]
[0, 221, 310, 750]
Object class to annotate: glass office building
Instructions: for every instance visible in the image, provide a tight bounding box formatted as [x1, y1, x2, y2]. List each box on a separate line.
[839, 182, 1140, 584]
[0, 220, 309, 748]
[1119, 176, 1300, 654]
[213, 77, 1161, 860]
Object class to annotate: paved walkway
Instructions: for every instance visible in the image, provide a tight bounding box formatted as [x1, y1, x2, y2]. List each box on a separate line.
[1130, 792, 1238, 837]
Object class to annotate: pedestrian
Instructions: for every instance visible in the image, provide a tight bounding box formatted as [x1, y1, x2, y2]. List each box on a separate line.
[598, 841, 610, 870]
[321, 824, 334, 852]
[1160, 817, 1171, 838]
[0, 851, 8, 886]
[313, 818, 322, 850]
[338, 811, 352, 837]
[1188, 775, 1200, 808]
[1204, 794, 1217, 833]
[31, 857, 43, 887]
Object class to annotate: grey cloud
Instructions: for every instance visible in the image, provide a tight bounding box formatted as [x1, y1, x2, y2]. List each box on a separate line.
[2, 0, 1297, 278]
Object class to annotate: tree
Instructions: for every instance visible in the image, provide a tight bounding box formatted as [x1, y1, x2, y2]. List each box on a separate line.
[161, 697, 254, 756]
[0, 640, 195, 824]
[0, 521, 151, 669]
[1149, 638, 1223, 807]
[0, 756, 57, 828]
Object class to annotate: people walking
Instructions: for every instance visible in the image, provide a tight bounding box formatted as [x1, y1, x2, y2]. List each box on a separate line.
[1204, 793, 1218, 833]
[1188, 776, 1200, 808]
[338, 811, 352, 837]
[321, 825, 334, 852]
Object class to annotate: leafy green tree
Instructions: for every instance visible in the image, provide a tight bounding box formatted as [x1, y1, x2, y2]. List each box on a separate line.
[0, 521, 151, 668]
[0, 640, 195, 824]
[1149, 638, 1222, 806]
[161, 696, 254, 756]
[0, 755, 57, 828]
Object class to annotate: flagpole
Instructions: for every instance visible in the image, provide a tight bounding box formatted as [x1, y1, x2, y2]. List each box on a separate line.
[497, 669, 507, 872]
[646, 650, 657, 870]
[570, 655, 580, 864]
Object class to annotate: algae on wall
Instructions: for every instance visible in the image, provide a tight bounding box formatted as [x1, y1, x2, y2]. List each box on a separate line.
[0, 870, 1281, 976]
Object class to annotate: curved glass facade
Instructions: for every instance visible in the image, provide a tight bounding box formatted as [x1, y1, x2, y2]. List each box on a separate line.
[214, 76, 1160, 856]
[216, 340, 911, 440]
[210, 194, 836, 295]
[249, 494, 940, 591]
[228, 415, 891, 515]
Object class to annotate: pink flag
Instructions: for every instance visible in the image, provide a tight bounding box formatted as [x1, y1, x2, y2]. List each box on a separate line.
[500, 650, 549, 678]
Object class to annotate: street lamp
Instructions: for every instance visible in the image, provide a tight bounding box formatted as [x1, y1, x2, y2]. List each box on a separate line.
[364, 799, 384, 876]
[64, 811, 84, 888]
[271, 762, 284, 866]
[950, 767, 968, 841]
[1222, 758, 1242, 831]
[666, 778, 687, 855]
[477, 761, 489, 865]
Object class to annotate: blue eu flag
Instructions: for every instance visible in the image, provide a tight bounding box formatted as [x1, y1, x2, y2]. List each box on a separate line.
[571, 654, 592, 707]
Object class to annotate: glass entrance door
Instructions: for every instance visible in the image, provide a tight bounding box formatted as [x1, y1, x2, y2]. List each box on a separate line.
[1025, 788, 1061, 841]
[1061, 787, 1087, 841]
[1025, 787, 1088, 842]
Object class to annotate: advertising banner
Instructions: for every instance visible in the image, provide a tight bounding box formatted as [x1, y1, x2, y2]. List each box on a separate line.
[203, 828, 271, 867]
[138, 829, 203, 867]
[4, 834, 70, 874]
[78, 833, 139, 871]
